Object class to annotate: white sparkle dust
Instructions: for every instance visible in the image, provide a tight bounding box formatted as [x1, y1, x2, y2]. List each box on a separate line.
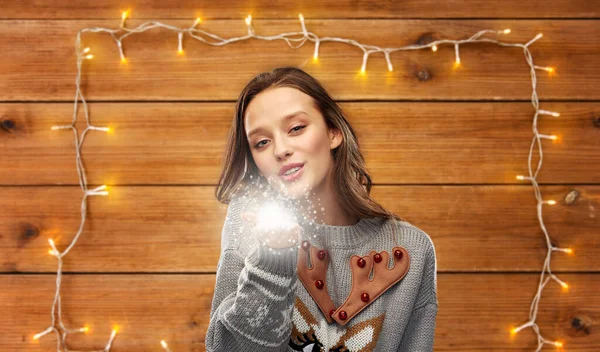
[256, 201, 297, 232]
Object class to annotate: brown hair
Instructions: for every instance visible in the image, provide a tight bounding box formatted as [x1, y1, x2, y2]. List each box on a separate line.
[214, 66, 406, 223]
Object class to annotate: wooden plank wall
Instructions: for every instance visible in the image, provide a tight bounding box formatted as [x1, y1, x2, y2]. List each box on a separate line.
[1, 1, 599, 351]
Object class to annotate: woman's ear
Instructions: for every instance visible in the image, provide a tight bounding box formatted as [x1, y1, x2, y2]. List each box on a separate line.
[329, 128, 343, 150]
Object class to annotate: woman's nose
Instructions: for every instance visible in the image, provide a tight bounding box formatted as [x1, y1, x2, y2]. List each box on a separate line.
[273, 141, 292, 160]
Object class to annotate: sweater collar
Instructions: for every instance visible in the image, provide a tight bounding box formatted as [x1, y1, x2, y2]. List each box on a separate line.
[300, 216, 385, 249]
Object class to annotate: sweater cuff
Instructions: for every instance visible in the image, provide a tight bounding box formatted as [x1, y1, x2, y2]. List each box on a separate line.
[246, 240, 299, 277]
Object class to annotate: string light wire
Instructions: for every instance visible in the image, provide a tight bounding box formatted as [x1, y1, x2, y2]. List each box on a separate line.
[42, 11, 569, 351]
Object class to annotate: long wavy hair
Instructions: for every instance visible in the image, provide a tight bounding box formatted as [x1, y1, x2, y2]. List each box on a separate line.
[214, 66, 406, 223]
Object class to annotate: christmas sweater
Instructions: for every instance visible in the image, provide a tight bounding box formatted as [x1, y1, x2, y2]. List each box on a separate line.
[205, 194, 438, 351]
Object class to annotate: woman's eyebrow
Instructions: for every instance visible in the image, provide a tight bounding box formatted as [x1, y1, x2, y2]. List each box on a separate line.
[247, 110, 309, 138]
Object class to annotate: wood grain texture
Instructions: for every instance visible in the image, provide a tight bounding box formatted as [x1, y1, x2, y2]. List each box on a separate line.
[1, 1, 598, 350]
[1, 102, 599, 185]
[0, 20, 598, 101]
[1, 185, 599, 272]
[1, 274, 597, 351]
[0, 0, 598, 19]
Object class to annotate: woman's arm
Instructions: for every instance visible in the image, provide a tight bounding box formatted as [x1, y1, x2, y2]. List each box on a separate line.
[205, 196, 299, 352]
[398, 229, 439, 351]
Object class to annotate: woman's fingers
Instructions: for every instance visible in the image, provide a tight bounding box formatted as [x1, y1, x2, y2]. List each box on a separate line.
[241, 210, 257, 224]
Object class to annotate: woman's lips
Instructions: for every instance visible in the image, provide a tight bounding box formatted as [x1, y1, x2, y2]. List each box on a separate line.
[280, 164, 304, 182]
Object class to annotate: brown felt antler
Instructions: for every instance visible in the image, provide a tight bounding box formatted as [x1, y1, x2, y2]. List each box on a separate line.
[297, 241, 410, 326]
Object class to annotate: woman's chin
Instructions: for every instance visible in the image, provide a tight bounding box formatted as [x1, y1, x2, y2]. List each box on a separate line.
[274, 179, 312, 199]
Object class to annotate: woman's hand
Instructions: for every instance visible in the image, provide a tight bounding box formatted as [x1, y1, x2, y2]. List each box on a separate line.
[242, 210, 302, 249]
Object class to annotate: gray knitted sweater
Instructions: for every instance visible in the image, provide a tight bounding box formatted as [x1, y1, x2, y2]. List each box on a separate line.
[206, 195, 438, 351]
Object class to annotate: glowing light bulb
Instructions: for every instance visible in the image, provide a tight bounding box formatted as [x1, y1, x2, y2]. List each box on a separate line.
[83, 47, 90, 54]
[122, 11, 128, 20]
[85, 54, 93, 60]
[245, 15, 252, 26]
[547, 200, 556, 205]
[161, 340, 168, 348]
[194, 17, 201, 26]
[432, 45, 437, 52]
[560, 281, 568, 289]
[554, 341, 563, 347]
[550, 135, 558, 140]
[299, 14, 304, 21]
[565, 248, 573, 254]
[504, 29, 511, 34]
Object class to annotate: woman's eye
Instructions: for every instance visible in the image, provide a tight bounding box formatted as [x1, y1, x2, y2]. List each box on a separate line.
[291, 125, 305, 133]
[254, 126, 305, 149]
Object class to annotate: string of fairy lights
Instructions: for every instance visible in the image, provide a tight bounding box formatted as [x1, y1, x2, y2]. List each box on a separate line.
[36, 10, 572, 352]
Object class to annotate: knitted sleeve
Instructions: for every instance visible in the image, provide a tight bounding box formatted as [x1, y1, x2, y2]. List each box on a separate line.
[205, 195, 299, 352]
[398, 229, 439, 351]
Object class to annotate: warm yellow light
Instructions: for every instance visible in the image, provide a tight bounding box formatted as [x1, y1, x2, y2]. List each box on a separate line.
[194, 17, 202, 25]
[85, 54, 93, 60]
[516, 175, 524, 180]
[122, 11, 128, 20]
[504, 29, 511, 34]
[83, 47, 91, 54]
[83, 325, 90, 333]
[121, 57, 127, 63]
[456, 57, 460, 64]
[161, 340, 168, 348]
[510, 327, 518, 335]
[178, 49, 184, 55]
[33, 333, 40, 340]
[48, 249, 55, 255]
[547, 67, 554, 73]
[555, 341, 563, 347]
[432, 45, 437, 52]
[113, 325, 119, 333]
[547, 200, 556, 205]
[550, 135, 558, 140]
[245, 15, 252, 26]
[299, 14, 304, 21]
[565, 248, 573, 254]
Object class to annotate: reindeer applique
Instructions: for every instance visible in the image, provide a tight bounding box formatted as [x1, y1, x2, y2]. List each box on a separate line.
[289, 240, 410, 351]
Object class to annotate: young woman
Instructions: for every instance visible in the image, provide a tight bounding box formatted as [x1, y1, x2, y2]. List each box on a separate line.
[206, 67, 438, 351]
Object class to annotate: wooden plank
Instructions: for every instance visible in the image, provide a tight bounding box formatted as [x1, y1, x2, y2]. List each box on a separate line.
[1, 274, 597, 350]
[0, 0, 598, 19]
[1, 102, 598, 185]
[2, 185, 597, 273]
[0, 20, 597, 101]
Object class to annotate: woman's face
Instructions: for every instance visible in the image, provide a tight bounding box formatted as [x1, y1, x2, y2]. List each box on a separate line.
[244, 86, 342, 200]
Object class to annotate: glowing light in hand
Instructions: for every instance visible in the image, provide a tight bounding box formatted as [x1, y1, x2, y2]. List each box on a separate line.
[256, 201, 297, 232]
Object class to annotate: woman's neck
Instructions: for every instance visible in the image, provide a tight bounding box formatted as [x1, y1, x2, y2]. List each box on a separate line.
[299, 184, 359, 227]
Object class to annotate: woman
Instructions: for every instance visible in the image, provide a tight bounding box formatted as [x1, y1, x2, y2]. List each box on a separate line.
[206, 67, 438, 351]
